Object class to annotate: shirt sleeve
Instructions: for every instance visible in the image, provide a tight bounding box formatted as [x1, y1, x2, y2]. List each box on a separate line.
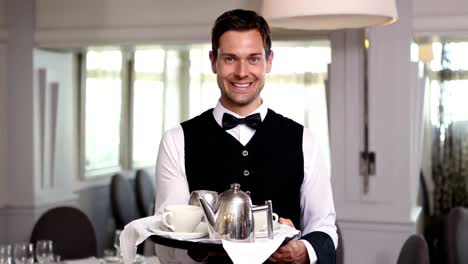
[301, 127, 338, 263]
[154, 127, 204, 262]
[154, 125, 191, 216]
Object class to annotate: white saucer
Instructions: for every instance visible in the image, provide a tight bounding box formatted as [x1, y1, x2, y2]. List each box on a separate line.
[255, 222, 281, 238]
[149, 221, 209, 240]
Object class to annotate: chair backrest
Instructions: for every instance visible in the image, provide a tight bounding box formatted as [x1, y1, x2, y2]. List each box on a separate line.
[446, 207, 468, 264]
[336, 223, 344, 264]
[419, 171, 430, 217]
[30, 206, 97, 260]
[135, 169, 155, 217]
[397, 234, 429, 264]
[111, 173, 142, 229]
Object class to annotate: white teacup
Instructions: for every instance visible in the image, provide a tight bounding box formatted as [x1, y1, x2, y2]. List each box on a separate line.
[253, 210, 279, 232]
[161, 205, 203, 233]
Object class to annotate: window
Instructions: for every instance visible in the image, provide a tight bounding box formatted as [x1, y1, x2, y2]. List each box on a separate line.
[84, 48, 123, 174]
[132, 48, 165, 167]
[422, 41, 468, 215]
[427, 42, 468, 127]
[81, 41, 331, 178]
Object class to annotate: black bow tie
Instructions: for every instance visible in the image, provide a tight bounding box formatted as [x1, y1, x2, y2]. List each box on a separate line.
[222, 113, 262, 130]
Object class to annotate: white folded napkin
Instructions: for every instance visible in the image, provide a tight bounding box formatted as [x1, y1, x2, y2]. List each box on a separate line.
[120, 216, 300, 264]
[120, 216, 159, 264]
[222, 224, 300, 264]
[64, 257, 101, 264]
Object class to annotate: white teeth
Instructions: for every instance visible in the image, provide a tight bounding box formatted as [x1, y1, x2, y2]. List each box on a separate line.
[233, 83, 250, 88]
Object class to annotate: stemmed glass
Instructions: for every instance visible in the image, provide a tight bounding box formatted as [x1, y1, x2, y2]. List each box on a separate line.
[0, 244, 12, 264]
[114, 230, 122, 258]
[35, 240, 54, 264]
[13, 243, 34, 264]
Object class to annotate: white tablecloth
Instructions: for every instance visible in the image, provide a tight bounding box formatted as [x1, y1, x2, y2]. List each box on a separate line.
[63, 256, 160, 264]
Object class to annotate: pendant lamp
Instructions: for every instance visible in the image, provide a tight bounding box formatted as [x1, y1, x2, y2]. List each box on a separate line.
[261, 0, 398, 30]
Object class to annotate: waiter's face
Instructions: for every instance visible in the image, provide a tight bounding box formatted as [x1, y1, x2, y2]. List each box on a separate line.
[210, 29, 273, 114]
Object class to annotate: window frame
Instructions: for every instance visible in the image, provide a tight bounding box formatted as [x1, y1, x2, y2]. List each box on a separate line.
[79, 47, 156, 180]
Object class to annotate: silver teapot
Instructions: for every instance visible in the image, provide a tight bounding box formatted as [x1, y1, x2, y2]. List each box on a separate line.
[198, 183, 274, 242]
[188, 190, 218, 208]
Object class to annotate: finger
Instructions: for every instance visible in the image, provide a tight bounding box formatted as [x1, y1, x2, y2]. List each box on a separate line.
[271, 240, 308, 263]
[269, 249, 286, 262]
[279, 217, 295, 228]
[270, 252, 293, 263]
[269, 243, 294, 262]
[268, 254, 290, 263]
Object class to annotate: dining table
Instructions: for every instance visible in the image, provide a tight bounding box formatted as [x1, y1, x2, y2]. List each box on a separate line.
[63, 255, 160, 264]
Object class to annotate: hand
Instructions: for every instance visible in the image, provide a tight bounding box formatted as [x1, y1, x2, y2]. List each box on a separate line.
[268, 218, 309, 264]
[279, 217, 295, 228]
[268, 240, 309, 264]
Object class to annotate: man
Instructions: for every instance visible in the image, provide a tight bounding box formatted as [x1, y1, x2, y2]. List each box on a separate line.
[155, 9, 337, 264]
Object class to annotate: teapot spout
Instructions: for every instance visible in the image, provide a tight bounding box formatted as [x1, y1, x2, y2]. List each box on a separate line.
[198, 197, 216, 228]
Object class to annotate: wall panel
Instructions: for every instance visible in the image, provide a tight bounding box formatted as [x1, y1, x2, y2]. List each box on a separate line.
[0, 45, 6, 208]
[414, 0, 468, 36]
[35, 0, 261, 47]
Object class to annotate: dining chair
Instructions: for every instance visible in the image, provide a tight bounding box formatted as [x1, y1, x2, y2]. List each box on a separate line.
[110, 173, 142, 229]
[135, 169, 156, 217]
[445, 206, 468, 264]
[30, 206, 97, 260]
[396, 234, 429, 264]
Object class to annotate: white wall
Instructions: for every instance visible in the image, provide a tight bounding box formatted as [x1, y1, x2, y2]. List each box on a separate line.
[0, 0, 4, 24]
[329, 0, 423, 263]
[415, 0, 468, 16]
[6, 0, 36, 208]
[414, 0, 468, 36]
[329, 19, 419, 222]
[4, 0, 37, 242]
[0, 43, 6, 243]
[0, 0, 6, 41]
[33, 49, 78, 205]
[0, 44, 7, 208]
[35, 0, 262, 47]
[0, 0, 8, 243]
[3, 0, 79, 243]
[3, 47, 79, 242]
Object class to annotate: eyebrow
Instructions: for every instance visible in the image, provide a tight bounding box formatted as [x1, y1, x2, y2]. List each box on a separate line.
[220, 53, 237, 57]
[219, 53, 264, 57]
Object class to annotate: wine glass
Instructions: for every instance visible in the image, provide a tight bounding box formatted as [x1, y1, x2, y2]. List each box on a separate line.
[0, 244, 12, 264]
[113, 230, 122, 258]
[13, 243, 34, 264]
[35, 240, 53, 264]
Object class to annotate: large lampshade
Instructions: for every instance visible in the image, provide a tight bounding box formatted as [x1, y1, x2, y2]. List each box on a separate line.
[261, 0, 398, 30]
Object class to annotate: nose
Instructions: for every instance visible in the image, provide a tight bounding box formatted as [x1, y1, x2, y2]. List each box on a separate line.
[234, 61, 248, 79]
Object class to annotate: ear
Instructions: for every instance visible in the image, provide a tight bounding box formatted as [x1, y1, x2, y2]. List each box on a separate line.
[266, 50, 274, 73]
[209, 51, 217, 74]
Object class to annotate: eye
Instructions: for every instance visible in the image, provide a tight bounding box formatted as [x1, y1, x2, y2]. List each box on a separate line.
[224, 56, 234, 63]
[249, 57, 260, 63]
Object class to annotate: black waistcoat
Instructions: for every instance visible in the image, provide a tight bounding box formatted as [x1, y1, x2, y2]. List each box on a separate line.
[181, 108, 304, 228]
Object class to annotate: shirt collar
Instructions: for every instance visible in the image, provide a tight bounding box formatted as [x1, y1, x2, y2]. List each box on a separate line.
[213, 100, 268, 127]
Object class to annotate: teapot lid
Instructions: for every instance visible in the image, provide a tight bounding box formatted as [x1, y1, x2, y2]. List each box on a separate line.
[218, 183, 251, 203]
[230, 183, 240, 191]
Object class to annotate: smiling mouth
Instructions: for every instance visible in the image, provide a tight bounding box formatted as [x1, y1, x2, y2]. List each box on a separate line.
[231, 82, 253, 88]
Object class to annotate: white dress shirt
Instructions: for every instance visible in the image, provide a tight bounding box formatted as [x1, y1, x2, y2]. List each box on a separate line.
[155, 101, 337, 263]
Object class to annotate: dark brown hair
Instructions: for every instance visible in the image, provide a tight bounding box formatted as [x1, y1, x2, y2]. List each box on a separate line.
[211, 9, 272, 58]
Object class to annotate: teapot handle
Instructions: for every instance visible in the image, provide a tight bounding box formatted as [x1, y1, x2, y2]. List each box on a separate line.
[252, 200, 274, 239]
